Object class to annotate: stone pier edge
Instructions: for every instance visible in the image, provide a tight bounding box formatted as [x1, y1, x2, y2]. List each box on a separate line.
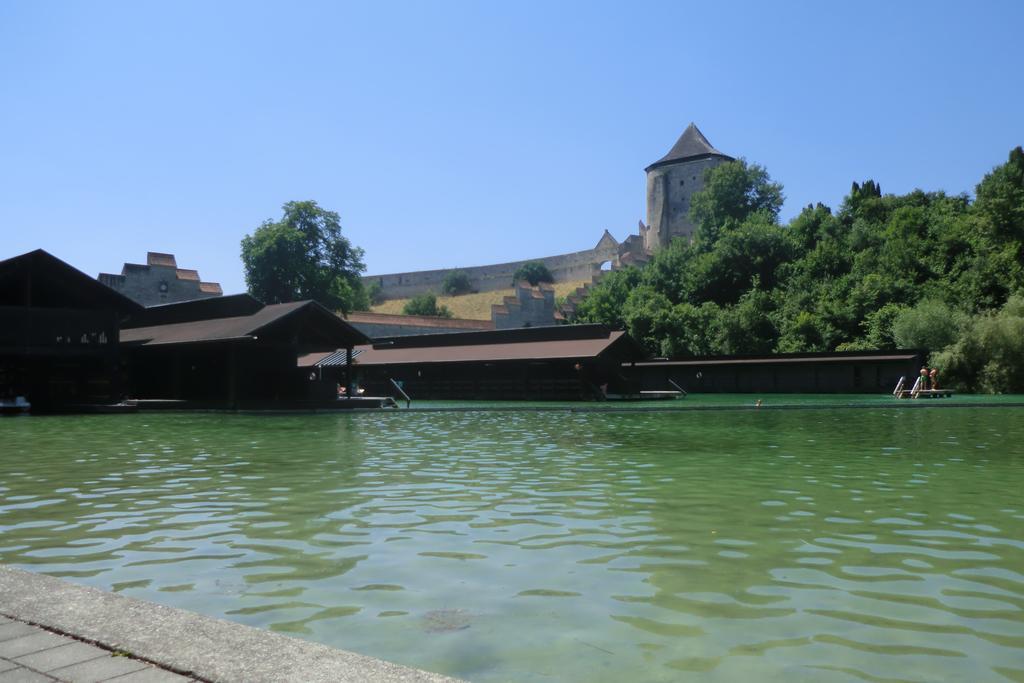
[0, 566, 461, 683]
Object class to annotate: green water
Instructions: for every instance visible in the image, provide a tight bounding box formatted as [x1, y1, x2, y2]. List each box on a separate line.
[2, 405, 1023, 682]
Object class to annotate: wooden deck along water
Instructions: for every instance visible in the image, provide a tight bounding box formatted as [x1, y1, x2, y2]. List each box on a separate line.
[895, 389, 956, 399]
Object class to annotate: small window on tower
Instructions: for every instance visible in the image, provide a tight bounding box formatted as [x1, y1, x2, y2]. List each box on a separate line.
[679, 180, 685, 187]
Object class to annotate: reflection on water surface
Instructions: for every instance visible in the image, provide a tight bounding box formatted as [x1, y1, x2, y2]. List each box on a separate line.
[2, 407, 1023, 682]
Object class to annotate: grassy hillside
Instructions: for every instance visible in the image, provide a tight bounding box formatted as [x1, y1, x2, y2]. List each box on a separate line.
[371, 280, 589, 320]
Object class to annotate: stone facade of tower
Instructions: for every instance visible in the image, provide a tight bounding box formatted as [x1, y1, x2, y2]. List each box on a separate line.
[98, 252, 223, 306]
[644, 123, 733, 252]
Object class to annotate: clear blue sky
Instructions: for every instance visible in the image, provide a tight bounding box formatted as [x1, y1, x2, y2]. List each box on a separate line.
[2, 1, 1021, 294]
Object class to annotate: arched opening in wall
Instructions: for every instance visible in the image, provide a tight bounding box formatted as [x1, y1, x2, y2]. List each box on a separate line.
[599, 260, 613, 272]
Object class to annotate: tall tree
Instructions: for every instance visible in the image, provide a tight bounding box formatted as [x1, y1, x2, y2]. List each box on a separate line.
[690, 159, 784, 244]
[241, 201, 368, 313]
[975, 146, 1024, 242]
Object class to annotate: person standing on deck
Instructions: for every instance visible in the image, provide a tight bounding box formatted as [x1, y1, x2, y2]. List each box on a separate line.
[930, 368, 939, 390]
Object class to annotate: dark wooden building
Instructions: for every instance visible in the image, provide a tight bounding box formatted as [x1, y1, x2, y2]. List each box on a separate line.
[0, 250, 142, 411]
[625, 350, 924, 394]
[121, 294, 370, 408]
[323, 325, 647, 401]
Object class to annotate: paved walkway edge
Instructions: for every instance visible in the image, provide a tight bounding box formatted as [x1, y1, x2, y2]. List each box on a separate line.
[0, 566, 461, 683]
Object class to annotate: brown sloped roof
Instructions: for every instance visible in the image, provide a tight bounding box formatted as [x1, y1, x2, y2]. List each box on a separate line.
[124, 293, 263, 328]
[354, 330, 631, 366]
[0, 249, 142, 313]
[198, 282, 223, 294]
[629, 353, 918, 367]
[646, 123, 732, 172]
[175, 268, 200, 281]
[121, 300, 370, 347]
[122, 301, 306, 345]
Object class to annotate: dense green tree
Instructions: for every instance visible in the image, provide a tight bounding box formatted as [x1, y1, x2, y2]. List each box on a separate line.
[441, 269, 473, 296]
[712, 287, 778, 354]
[512, 261, 554, 286]
[366, 280, 385, 306]
[573, 267, 641, 329]
[241, 200, 368, 313]
[975, 146, 1024, 242]
[892, 299, 963, 352]
[689, 220, 797, 304]
[402, 293, 452, 318]
[933, 294, 1024, 393]
[690, 159, 784, 244]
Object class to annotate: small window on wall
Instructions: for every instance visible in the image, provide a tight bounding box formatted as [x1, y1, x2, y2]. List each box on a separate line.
[679, 180, 685, 187]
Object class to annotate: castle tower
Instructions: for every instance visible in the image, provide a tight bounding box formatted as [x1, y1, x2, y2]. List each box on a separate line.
[644, 123, 733, 251]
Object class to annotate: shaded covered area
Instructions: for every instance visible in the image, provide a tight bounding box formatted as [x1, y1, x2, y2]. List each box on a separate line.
[0, 249, 142, 411]
[625, 351, 924, 394]
[340, 325, 647, 401]
[122, 297, 370, 408]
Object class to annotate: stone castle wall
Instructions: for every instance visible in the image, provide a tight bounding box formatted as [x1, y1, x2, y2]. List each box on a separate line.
[345, 312, 494, 338]
[365, 231, 619, 300]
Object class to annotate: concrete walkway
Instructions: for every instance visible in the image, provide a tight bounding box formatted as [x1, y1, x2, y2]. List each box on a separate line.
[1, 567, 460, 683]
[1, 614, 189, 682]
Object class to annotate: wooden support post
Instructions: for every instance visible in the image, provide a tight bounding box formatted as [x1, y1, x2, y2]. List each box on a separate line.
[227, 347, 238, 409]
[345, 346, 353, 398]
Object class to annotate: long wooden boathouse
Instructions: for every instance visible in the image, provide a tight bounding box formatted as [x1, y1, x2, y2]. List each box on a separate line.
[625, 350, 924, 394]
[121, 294, 371, 408]
[304, 325, 648, 401]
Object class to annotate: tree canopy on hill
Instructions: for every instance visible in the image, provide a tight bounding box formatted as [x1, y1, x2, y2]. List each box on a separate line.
[403, 292, 453, 318]
[513, 261, 554, 286]
[573, 150, 1024, 392]
[442, 269, 473, 296]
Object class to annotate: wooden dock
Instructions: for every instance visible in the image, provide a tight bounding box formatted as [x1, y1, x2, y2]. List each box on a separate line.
[893, 376, 954, 399]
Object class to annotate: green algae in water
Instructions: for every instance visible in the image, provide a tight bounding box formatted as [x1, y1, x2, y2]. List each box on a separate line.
[1, 405, 1023, 682]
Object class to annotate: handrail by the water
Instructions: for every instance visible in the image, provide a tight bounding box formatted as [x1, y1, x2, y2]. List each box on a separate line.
[390, 378, 412, 408]
[668, 379, 688, 397]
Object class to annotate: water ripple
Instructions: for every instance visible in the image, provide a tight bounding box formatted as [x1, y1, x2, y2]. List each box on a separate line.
[1, 408, 1022, 682]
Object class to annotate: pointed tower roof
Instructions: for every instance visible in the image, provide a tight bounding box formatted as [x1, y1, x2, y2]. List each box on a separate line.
[645, 123, 733, 172]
